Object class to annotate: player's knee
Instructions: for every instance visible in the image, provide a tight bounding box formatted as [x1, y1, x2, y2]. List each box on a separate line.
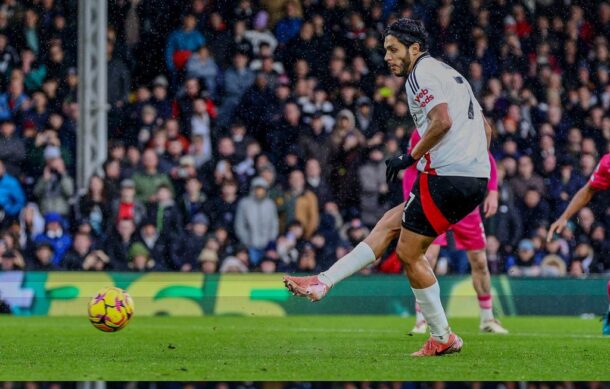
[395, 246, 419, 268]
[472, 262, 489, 276]
[373, 210, 393, 233]
[469, 251, 489, 275]
[380, 209, 395, 226]
[424, 249, 439, 263]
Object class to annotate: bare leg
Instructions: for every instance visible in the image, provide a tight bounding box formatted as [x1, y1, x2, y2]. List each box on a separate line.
[396, 227, 463, 355]
[362, 201, 404, 258]
[395, 228, 454, 342]
[467, 249, 508, 333]
[284, 202, 404, 299]
[317, 201, 404, 286]
[467, 249, 491, 296]
[396, 228, 436, 288]
[412, 243, 441, 329]
[424, 244, 441, 270]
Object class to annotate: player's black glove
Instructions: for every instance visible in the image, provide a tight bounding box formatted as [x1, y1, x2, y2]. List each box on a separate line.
[385, 154, 417, 184]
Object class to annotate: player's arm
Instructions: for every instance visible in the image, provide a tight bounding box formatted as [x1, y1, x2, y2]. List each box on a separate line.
[385, 104, 452, 183]
[483, 152, 498, 218]
[409, 103, 452, 159]
[483, 115, 492, 150]
[385, 68, 449, 183]
[546, 182, 597, 242]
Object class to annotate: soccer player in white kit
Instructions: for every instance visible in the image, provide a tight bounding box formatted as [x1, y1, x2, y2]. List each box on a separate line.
[284, 18, 493, 356]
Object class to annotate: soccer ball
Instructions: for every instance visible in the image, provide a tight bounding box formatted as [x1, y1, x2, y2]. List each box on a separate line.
[88, 287, 134, 332]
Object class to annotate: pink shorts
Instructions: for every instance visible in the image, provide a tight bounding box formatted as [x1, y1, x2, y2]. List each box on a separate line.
[432, 206, 486, 250]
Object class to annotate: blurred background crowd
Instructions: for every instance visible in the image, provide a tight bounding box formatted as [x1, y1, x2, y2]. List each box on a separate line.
[0, 0, 608, 276]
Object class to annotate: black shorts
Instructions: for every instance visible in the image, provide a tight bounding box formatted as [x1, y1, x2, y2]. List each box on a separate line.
[402, 174, 488, 237]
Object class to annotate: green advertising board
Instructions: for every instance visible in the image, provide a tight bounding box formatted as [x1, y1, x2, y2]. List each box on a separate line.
[0, 272, 607, 317]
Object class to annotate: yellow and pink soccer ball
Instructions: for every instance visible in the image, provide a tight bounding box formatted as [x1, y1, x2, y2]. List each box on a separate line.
[88, 287, 134, 332]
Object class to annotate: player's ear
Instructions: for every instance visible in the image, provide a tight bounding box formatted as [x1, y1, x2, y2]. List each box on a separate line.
[407, 43, 419, 57]
[408, 42, 420, 56]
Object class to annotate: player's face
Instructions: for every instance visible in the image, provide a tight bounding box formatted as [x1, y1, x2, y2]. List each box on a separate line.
[384, 35, 410, 77]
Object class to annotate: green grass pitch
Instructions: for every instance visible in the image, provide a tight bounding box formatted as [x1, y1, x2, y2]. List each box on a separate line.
[0, 316, 608, 381]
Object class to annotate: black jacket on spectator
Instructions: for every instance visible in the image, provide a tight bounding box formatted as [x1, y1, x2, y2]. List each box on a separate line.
[484, 184, 523, 254]
[62, 249, 89, 270]
[104, 233, 137, 270]
[178, 192, 208, 224]
[328, 143, 363, 216]
[73, 194, 112, 238]
[299, 127, 331, 171]
[108, 56, 131, 106]
[206, 27, 233, 69]
[138, 233, 172, 270]
[204, 197, 238, 234]
[27, 260, 57, 271]
[519, 198, 551, 239]
[236, 84, 275, 145]
[146, 201, 184, 241]
[590, 236, 610, 273]
[266, 119, 305, 165]
[0, 133, 26, 177]
[171, 230, 207, 268]
[285, 34, 318, 73]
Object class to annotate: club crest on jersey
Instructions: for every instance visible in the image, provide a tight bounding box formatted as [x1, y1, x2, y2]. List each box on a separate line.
[414, 89, 434, 108]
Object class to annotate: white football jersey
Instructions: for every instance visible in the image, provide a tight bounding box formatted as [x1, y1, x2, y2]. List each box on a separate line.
[405, 54, 490, 178]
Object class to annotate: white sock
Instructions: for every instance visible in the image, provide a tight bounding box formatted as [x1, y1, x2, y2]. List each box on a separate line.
[318, 242, 376, 287]
[480, 308, 494, 322]
[478, 294, 494, 323]
[415, 303, 425, 323]
[412, 282, 451, 343]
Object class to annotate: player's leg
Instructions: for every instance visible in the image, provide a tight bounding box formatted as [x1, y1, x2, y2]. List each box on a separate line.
[399, 174, 469, 355]
[283, 201, 403, 301]
[319, 201, 403, 284]
[467, 249, 507, 334]
[411, 242, 441, 333]
[395, 227, 462, 356]
[425, 243, 441, 270]
[453, 210, 508, 333]
[467, 249, 492, 309]
[404, 174, 488, 355]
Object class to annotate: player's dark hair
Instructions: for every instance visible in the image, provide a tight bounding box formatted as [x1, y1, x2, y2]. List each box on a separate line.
[384, 18, 428, 52]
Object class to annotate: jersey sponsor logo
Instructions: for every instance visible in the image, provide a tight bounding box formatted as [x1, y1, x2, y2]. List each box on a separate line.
[414, 89, 434, 108]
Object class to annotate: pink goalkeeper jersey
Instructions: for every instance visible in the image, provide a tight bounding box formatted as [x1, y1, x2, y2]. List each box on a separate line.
[402, 130, 497, 199]
[589, 153, 610, 191]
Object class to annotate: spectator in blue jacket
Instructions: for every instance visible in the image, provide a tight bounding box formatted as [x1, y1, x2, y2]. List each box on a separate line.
[274, 0, 303, 45]
[34, 212, 72, 266]
[165, 14, 205, 74]
[217, 51, 255, 128]
[0, 159, 25, 222]
[0, 77, 29, 121]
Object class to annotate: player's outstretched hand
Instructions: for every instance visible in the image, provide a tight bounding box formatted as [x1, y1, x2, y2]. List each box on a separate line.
[547, 218, 567, 242]
[385, 154, 416, 184]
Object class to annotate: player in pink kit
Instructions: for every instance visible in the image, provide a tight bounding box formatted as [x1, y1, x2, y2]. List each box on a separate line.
[403, 130, 508, 334]
[547, 153, 610, 335]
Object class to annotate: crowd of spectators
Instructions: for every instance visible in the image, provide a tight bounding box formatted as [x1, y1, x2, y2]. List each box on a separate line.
[0, 0, 609, 277]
